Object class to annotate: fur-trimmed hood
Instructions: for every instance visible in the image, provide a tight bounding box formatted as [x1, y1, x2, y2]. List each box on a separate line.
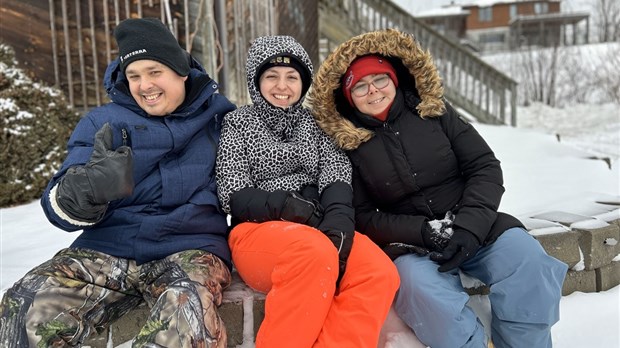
[309, 29, 445, 150]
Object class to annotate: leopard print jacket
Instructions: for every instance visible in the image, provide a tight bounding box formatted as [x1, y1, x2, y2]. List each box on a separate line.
[216, 35, 352, 214]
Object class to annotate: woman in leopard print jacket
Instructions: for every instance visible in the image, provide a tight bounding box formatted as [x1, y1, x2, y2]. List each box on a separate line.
[215, 35, 399, 347]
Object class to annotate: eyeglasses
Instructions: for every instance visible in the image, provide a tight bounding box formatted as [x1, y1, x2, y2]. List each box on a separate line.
[350, 74, 391, 97]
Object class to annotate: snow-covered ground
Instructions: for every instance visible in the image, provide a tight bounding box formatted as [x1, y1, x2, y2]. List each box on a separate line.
[2, 101, 618, 347]
[2, 0, 619, 343]
[491, 102, 619, 218]
[516, 102, 619, 161]
[393, 0, 597, 15]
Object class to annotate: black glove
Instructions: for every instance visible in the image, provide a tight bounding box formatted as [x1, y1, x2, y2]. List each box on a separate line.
[382, 243, 429, 261]
[429, 229, 480, 272]
[316, 182, 355, 288]
[423, 211, 454, 251]
[322, 230, 353, 286]
[229, 188, 323, 226]
[56, 123, 134, 222]
[280, 191, 323, 227]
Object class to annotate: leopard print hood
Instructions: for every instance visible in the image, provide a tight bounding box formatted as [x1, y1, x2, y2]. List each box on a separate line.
[243, 35, 314, 137]
[308, 29, 445, 150]
[246, 35, 313, 109]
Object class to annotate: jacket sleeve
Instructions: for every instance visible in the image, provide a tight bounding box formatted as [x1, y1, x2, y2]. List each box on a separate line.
[440, 101, 504, 242]
[352, 168, 428, 247]
[316, 129, 352, 193]
[315, 143, 355, 283]
[228, 187, 285, 222]
[216, 111, 255, 214]
[317, 181, 354, 235]
[41, 116, 106, 231]
[316, 128, 355, 236]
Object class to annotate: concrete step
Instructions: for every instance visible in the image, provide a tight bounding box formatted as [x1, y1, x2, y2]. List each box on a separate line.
[85, 215, 620, 347]
[85, 272, 265, 347]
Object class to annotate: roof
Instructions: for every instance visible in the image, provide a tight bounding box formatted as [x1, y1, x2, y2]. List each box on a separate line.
[461, 0, 560, 8]
[509, 11, 590, 26]
[415, 6, 470, 18]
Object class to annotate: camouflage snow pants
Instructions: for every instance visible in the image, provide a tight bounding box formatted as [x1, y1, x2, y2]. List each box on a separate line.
[0, 247, 231, 348]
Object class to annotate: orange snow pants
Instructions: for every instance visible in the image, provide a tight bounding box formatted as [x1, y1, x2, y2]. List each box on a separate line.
[229, 221, 400, 348]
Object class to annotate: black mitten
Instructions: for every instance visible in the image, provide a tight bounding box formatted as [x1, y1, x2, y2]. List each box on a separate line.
[56, 123, 134, 222]
[430, 228, 481, 272]
[382, 243, 429, 261]
[423, 211, 455, 251]
[280, 192, 323, 227]
[230, 188, 323, 226]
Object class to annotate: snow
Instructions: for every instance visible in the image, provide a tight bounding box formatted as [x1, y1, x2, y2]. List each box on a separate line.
[392, 0, 596, 14]
[552, 286, 620, 347]
[414, 6, 469, 18]
[1, 99, 618, 347]
[2, 1, 619, 344]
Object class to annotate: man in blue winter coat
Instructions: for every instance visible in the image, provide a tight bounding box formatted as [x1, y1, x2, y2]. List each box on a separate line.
[0, 17, 236, 348]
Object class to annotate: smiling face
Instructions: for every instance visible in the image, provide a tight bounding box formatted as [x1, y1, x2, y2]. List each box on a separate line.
[351, 73, 396, 117]
[125, 60, 188, 116]
[258, 66, 302, 109]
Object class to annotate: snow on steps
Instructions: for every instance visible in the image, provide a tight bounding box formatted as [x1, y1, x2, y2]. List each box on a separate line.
[85, 200, 620, 347]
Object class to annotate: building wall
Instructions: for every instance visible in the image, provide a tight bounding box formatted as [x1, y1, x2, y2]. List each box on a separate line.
[1, 0, 184, 108]
[0, 0, 319, 108]
[276, 1, 319, 68]
[465, 0, 561, 30]
[418, 15, 468, 41]
[1, 0, 60, 85]
[218, 0, 318, 105]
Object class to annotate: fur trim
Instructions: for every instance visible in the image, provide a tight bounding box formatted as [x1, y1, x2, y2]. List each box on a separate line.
[309, 29, 445, 150]
[49, 183, 97, 227]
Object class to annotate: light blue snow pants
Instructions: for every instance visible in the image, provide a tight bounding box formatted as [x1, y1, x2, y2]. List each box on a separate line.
[393, 227, 568, 348]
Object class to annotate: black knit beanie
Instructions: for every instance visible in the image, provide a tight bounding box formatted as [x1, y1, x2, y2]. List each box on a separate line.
[256, 54, 312, 96]
[114, 17, 190, 76]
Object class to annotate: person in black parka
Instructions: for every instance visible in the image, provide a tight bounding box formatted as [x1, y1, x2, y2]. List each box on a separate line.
[310, 29, 568, 348]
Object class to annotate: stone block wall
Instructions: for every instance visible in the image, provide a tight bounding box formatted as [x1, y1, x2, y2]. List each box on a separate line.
[85, 215, 620, 347]
[526, 212, 620, 295]
[86, 272, 266, 347]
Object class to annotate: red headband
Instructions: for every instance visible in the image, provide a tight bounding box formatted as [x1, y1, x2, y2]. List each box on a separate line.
[343, 55, 398, 106]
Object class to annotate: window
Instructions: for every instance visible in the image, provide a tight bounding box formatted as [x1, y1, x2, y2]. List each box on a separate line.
[432, 23, 446, 34]
[480, 32, 505, 43]
[510, 4, 518, 19]
[479, 7, 493, 22]
[534, 2, 549, 14]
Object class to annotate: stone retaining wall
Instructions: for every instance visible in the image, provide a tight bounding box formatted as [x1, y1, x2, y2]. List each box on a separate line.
[86, 214, 620, 347]
[525, 214, 620, 295]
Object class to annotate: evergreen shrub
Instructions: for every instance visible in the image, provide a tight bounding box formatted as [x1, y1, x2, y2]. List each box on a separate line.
[0, 43, 81, 207]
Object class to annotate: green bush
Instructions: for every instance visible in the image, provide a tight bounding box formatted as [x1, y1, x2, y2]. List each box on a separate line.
[0, 43, 81, 207]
